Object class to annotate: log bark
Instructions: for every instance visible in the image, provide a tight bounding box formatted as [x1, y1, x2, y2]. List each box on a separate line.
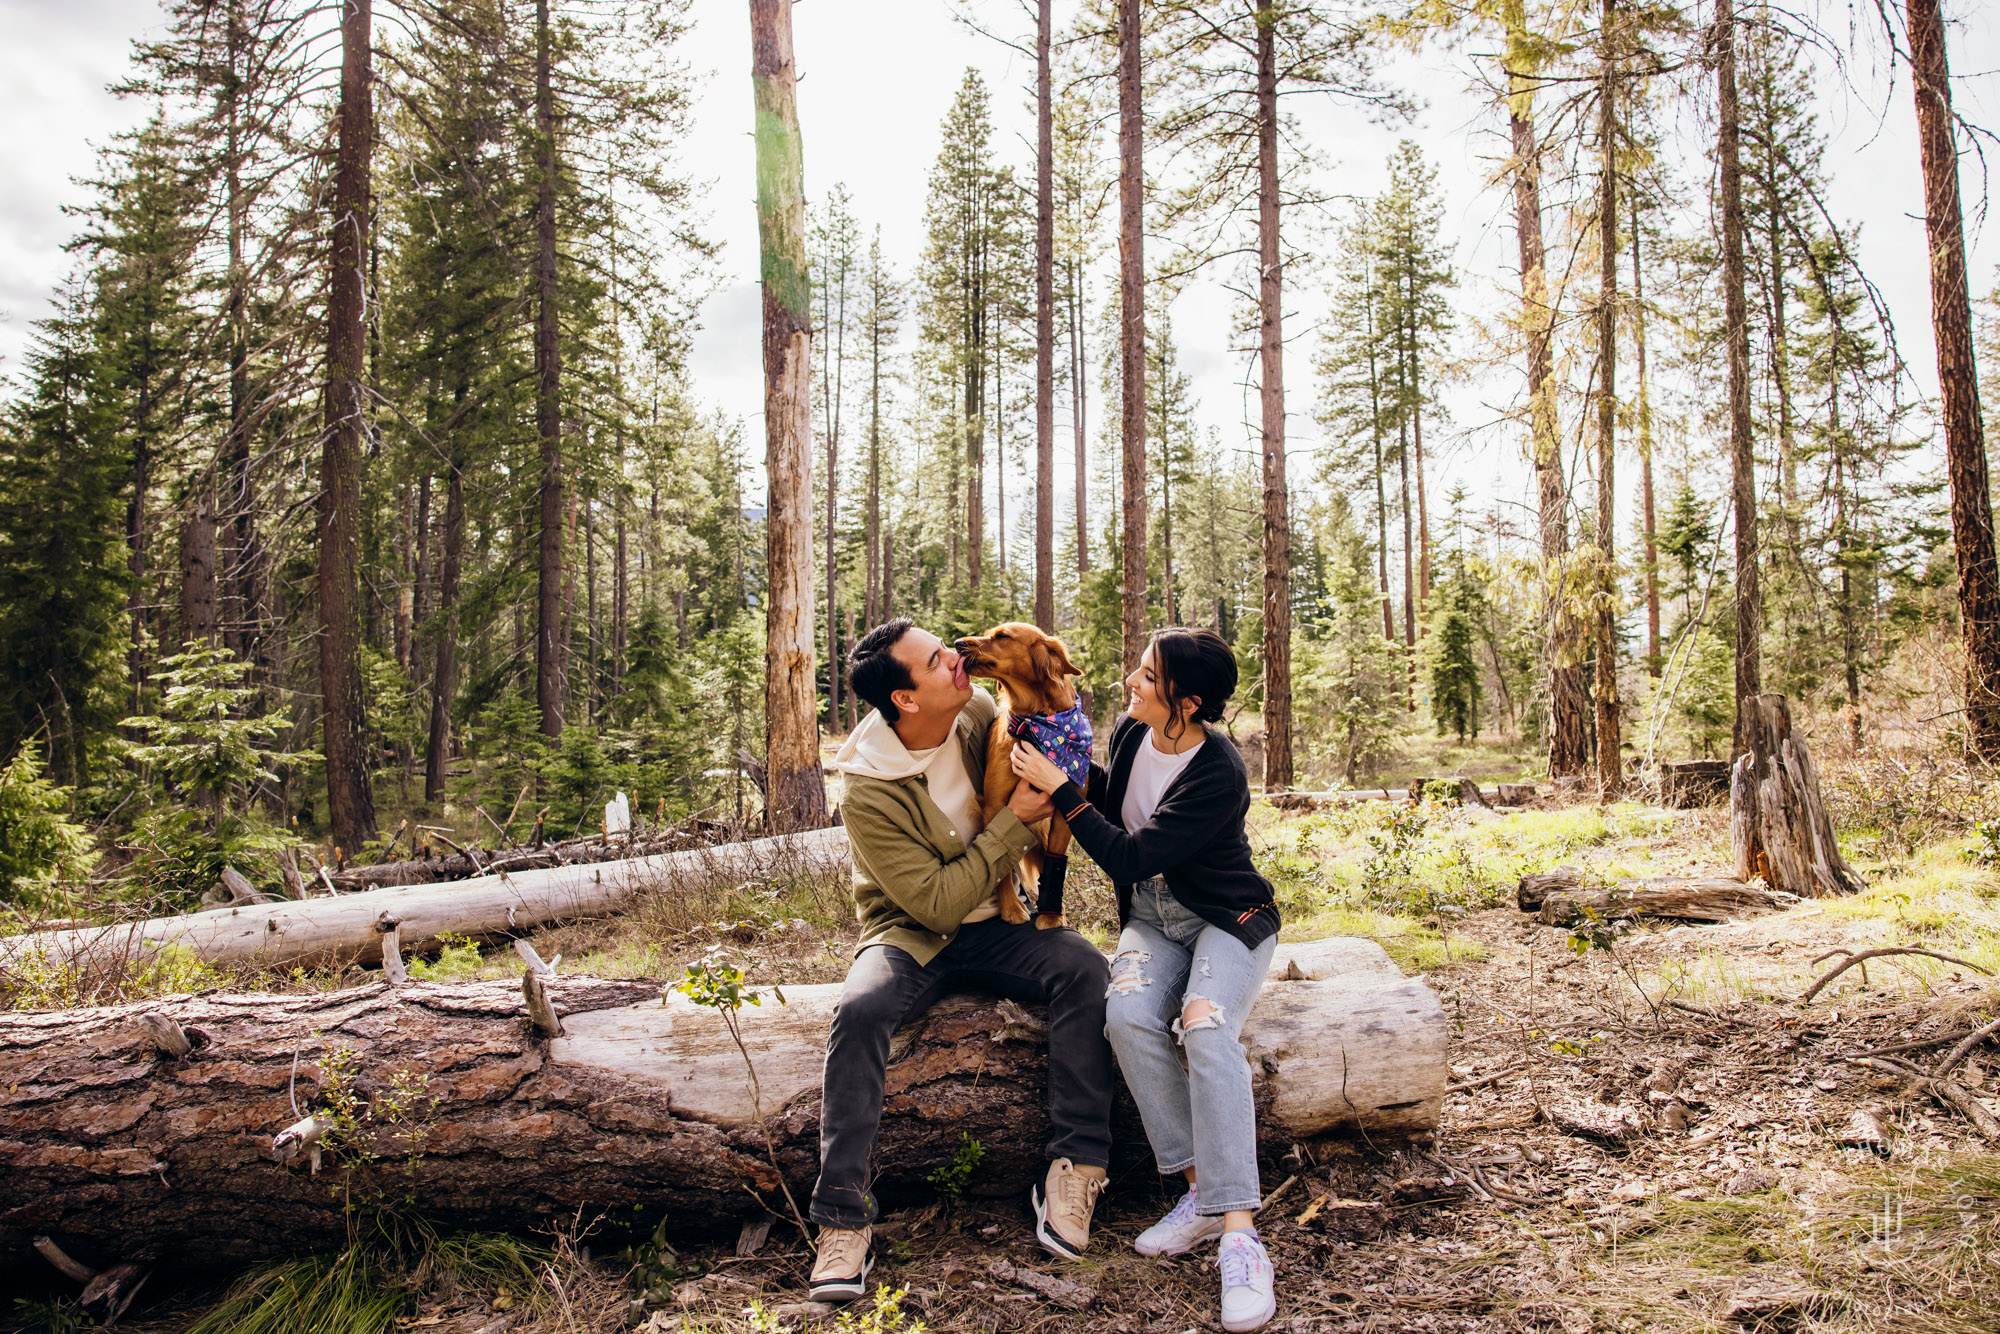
[1730, 693, 1865, 899]
[1536, 878, 1787, 926]
[0, 939, 1443, 1273]
[0, 829, 850, 977]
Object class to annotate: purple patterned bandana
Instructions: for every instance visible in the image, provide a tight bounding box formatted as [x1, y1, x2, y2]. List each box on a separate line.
[1006, 703, 1094, 789]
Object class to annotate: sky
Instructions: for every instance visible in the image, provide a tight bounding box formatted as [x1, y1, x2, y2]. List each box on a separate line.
[4, 0, 1999, 551]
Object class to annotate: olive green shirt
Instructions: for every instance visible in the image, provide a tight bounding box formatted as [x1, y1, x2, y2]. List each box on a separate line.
[834, 690, 1036, 966]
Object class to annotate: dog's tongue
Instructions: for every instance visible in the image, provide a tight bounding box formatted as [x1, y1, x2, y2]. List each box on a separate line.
[953, 659, 970, 689]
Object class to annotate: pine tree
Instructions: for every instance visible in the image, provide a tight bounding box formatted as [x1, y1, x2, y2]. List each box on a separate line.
[0, 284, 129, 786]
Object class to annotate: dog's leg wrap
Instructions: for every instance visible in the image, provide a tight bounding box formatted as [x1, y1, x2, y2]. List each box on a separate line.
[1034, 852, 1069, 918]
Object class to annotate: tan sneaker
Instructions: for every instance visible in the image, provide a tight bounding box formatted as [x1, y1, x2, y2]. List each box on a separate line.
[1032, 1158, 1106, 1259]
[809, 1225, 873, 1303]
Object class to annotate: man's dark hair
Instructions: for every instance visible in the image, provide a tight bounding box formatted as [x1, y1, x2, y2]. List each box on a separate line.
[849, 618, 917, 723]
[1150, 626, 1238, 739]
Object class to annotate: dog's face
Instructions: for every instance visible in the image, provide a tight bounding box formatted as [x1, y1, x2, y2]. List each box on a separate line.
[954, 623, 1082, 714]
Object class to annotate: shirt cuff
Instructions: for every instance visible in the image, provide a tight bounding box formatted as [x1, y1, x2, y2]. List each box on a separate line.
[1052, 781, 1089, 821]
[986, 808, 1039, 853]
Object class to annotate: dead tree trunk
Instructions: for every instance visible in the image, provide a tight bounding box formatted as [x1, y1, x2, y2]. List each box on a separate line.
[1730, 693, 1865, 899]
[0, 829, 851, 977]
[1717, 0, 1761, 756]
[1908, 0, 2000, 759]
[0, 941, 1442, 1274]
[751, 0, 828, 831]
[179, 490, 217, 648]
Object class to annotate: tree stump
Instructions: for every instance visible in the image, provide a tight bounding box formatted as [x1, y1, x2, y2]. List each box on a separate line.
[1731, 694, 1865, 898]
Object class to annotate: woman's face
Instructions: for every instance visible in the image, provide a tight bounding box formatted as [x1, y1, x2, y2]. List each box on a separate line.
[1125, 646, 1178, 730]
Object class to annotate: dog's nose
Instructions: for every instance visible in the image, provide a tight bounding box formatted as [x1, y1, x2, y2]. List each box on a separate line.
[953, 638, 972, 651]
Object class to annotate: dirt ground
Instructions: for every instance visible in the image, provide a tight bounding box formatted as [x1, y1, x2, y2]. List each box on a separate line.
[16, 790, 2000, 1334]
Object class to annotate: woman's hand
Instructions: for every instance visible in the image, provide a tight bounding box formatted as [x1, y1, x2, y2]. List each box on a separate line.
[1010, 741, 1069, 793]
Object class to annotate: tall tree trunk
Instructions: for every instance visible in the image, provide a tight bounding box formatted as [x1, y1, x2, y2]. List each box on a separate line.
[1255, 13, 1292, 788]
[1414, 406, 1430, 606]
[425, 462, 464, 804]
[180, 490, 217, 647]
[1717, 0, 1760, 757]
[126, 434, 149, 714]
[1367, 283, 1392, 642]
[1594, 0, 1621, 794]
[586, 493, 599, 719]
[321, 0, 376, 850]
[1632, 195, 1659, 675]
[1909, 0, 2000, 759]
[395, 481, 413, 674]
[1399, 422, 1415, 709]
[1034, 0, 1056, 630]
[1118, 0, 1147, 676]
[534, 0, 566, 741]
[825, 368, 840, 726]
[867, 244, 883, 626]
[1071, 258, 1090, 580]
[613, 479, 627, 694]
[751, 0, 828, 831]
[1508, 2, 1585, 776]
[1832, 381, 1861, 751]
[222, 0, 258, 668]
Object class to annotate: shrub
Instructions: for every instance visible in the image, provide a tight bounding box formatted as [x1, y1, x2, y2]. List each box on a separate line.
[0, 736, 92, 907]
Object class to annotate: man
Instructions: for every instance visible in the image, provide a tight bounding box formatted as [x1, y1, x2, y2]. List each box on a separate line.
[808, 619, 1113, 1302]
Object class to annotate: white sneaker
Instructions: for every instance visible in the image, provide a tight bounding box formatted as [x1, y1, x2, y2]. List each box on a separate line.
[1135, 1186, 1225, 1256]
[1218, 1229, 1276, 1332]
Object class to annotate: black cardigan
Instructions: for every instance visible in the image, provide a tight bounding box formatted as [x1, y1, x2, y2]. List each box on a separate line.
[1050, 713, 1279, 950]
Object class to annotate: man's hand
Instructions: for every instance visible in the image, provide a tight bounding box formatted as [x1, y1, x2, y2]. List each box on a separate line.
[1008, 780, 1055, 824]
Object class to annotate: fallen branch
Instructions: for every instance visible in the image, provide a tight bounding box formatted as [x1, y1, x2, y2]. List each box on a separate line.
[1932, 1015, 2000, 1080]
[1846, 1055, 2000, 1140]
[986, 1260, 1093, 1310]
[1799, 947, 1993, 1003]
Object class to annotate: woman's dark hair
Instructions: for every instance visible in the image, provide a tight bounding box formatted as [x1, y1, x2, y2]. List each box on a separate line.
[1150, 627, 1237, 739]
[849, 618, 917, 722]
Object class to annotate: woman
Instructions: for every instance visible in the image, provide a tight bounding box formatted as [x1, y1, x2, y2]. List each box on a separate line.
[1010, 627, 1280, 1334]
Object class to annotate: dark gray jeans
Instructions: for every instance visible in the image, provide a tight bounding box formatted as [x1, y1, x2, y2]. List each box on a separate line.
[810, 918, 1114, 1228]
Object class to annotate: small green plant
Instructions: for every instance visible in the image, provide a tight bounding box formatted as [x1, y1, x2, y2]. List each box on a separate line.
[747, 1285, 927, 1334]
[1973, 820, 2000, 866]
[406, 932, 485, 982]
[10, 1296, 91, 1334]
[672, 950, 808, 1233]
[0, 736, 92, 909]
[926, 1130, 986, 1203]
[1568, 907, 1663, 1026]
[1360, 801, 1433, 902]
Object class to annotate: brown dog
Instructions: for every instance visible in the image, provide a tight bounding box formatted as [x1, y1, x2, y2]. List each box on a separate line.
[954, 623, 1087, 929]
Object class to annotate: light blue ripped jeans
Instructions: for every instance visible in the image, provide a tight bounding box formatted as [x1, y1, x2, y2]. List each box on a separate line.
[1105, 877, 1278, 1215]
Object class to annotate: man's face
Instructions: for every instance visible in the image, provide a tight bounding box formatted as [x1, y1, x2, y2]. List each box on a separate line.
[889, 627, 972, 724]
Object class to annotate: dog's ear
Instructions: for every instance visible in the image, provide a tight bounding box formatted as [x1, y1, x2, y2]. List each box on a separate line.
[1045, 635, 1083, 677]
[1029, 639, 1058, 685]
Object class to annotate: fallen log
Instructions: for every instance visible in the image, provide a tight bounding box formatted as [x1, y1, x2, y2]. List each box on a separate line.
[1661, 759, 1731, 808]
[1535, 878, 1789, 926]
[0, 827, 850, 978]
[1732, 694, 1866, 898]
[0, 938, 1444, 1274]
[1518, 866, 1790, 924]
[329, 827, 719, 892]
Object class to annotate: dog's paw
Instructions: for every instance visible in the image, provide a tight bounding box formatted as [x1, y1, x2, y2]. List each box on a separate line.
[1034, 913, 1066, 931]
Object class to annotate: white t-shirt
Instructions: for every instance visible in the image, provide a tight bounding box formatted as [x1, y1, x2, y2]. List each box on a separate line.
[1121, 735, 1204, 830]
[907, 736, 1002, 923]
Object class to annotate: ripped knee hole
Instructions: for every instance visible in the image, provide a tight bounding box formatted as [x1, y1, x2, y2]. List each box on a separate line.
[1107, 949, 1151, 995]
[1175, 995, 1223, 1034]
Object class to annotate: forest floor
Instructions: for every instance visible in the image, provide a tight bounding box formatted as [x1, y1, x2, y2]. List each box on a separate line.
[12, 752, 2000, 1334]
